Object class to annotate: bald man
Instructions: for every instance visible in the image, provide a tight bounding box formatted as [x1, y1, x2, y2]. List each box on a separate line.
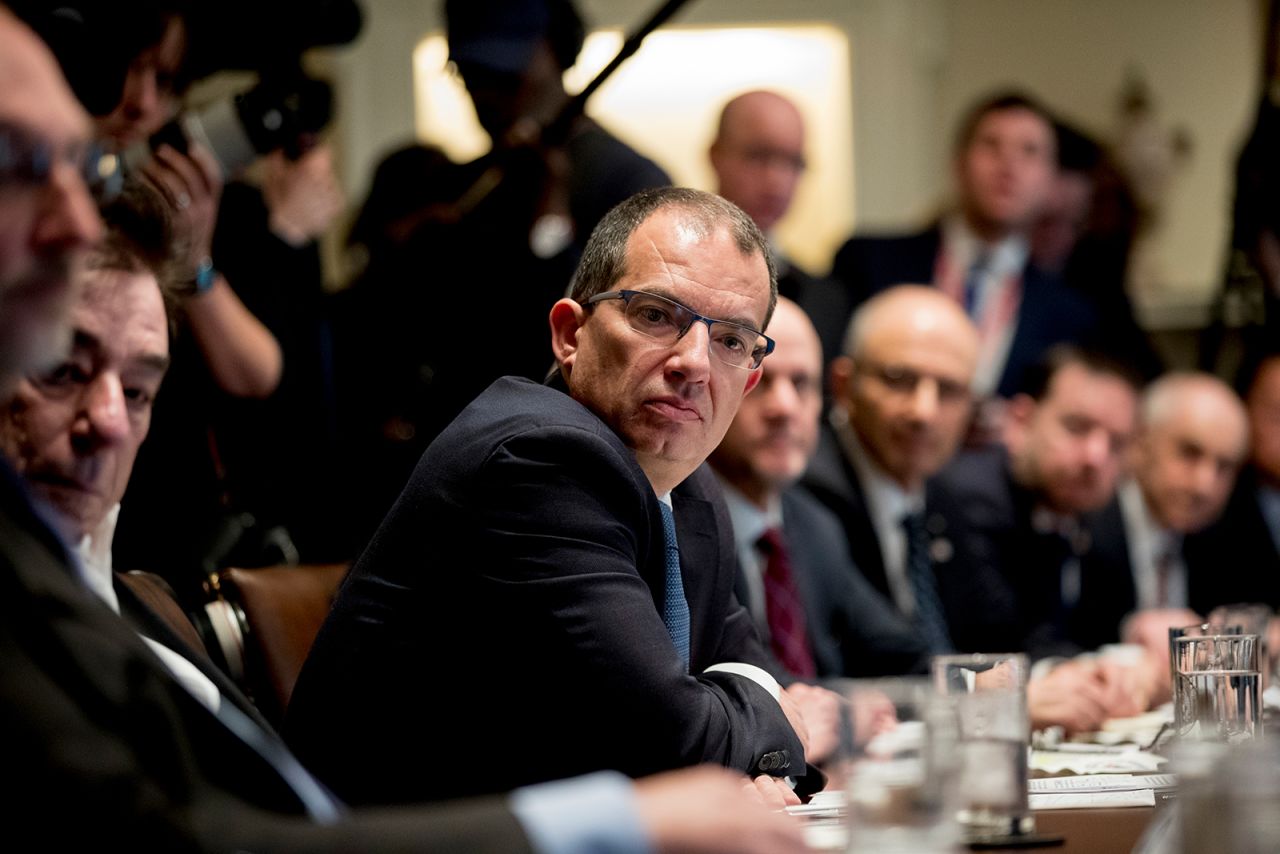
[1075, 373, 1249, 650]
[802, 285, 1022, 656]
[709, 298, 927, 679]
[709, 90, 831, 305]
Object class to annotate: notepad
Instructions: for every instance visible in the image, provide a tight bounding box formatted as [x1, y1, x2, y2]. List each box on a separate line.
[1030, 789, 1155, 810]
[1029, 773, 1176, 794]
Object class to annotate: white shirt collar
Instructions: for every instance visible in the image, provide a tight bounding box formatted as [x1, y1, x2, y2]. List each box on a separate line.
[75, 503, 120, 614]
[830, 409, 922, 615]
[942, 212, 1029, 279]
[1118, 479, 1185, 608]
[717, 477, 783, 557]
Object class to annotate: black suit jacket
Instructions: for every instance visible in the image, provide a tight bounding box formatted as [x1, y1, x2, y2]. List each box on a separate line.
[1072, 496, 1140, 650]
[1183, 468, 1280, 611]
[733, 485, 929, 678]
[0, 460, 533, 851]
[817, 225, 1098, 396]
[927, 447, 1087, 659]
[801, 427, 1021, 654]
[286, 377, 804, 805]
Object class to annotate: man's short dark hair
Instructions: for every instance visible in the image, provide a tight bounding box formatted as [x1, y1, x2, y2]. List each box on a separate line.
[569, 186, 779, 330]
[953, 90, 1056, 156]
[90, 177, 180, 325]
[1017, 343, 1143, 402]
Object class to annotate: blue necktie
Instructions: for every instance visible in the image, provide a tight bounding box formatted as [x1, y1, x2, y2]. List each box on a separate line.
[901, 511, 954, 655]
[657, 502, 691, 667]
[962, 251, 989, 317]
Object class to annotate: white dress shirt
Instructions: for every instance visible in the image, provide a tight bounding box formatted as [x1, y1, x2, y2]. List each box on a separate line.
[1119, 480, 1187, 609]
[940, 215, 1029, 396]
[716, 477, 783, 636]
[72, 502, 223, 713]
[833, 413, 924, 617]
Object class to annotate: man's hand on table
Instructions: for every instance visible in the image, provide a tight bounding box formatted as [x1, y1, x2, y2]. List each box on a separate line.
[634, 766, 806, 852]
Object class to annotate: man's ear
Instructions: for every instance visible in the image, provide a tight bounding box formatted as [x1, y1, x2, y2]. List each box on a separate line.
[742, 365, 762, 397]
[829, 356, 854, 404]
[549, 298, 586, 375]
[1002, 393, 1036, 450]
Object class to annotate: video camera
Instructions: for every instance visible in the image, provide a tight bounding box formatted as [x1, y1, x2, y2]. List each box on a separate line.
[14, 0, 362, 175]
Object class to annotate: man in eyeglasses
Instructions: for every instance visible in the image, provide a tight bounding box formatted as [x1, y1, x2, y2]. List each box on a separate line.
[803, 285, 1002, 654]
[287, 187, 823, 808]
[0, 7, 102, 392]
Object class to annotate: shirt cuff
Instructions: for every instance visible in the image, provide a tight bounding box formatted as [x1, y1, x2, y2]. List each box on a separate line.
[509, 771, 652, 854]
[703, 661, 781, 701]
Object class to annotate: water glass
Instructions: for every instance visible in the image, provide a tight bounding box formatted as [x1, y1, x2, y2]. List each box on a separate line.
[1173, 633, 1261, 743]
[831, 677, 961, 854]
[931, 653, 1033, 841]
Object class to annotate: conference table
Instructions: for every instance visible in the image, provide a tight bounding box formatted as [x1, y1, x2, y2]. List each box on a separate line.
[1032, 803, 1162, 853]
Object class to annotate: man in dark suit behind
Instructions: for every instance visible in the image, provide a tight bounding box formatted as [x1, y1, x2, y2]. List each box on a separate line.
[816, 91, 1097, 401]
[1076, 373, 1247, 652]
[708, 297, 928, 680]
[929, 346, 1149, 730]
[1183, 354, 1280, 609]
[287, 188, 827, 807]
[0, 13, 806, 851]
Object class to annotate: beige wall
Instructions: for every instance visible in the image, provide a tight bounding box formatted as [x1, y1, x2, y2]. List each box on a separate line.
[327, 0, 1260, 323]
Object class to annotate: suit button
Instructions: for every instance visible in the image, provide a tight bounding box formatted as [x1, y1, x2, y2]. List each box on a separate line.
[758, 750, 790, 772]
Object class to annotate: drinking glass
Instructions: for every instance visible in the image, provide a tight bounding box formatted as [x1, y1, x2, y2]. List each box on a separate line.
[1168, 622, 1243, 689]
[931, 653, 1033, 841]
[829, 677, 961, 854]
[1173, 633, 1261, 743]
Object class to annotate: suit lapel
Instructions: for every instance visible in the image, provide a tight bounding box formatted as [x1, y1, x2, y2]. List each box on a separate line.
[114, 577, 277, 732]
[806, 430, 889, 597]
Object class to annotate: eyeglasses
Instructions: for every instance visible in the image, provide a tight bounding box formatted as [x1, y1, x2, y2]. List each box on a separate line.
[0, 121, 120, 204]
[858, 361, 971, 404]
[585, 290, 775, 371]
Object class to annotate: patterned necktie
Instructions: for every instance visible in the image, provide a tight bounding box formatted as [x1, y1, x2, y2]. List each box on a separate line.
[962, 251, 990, 317]
[756, 527, 817, 679]
[657, 502, 691, 667]
[901, 511, 953, 654]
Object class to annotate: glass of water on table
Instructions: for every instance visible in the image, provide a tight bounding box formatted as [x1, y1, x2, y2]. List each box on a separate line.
[1173, 632, 1262, 743]
[931, 652, 1035, 843]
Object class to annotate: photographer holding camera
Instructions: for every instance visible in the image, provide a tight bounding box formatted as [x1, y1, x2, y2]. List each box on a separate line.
[14, 0, 348, 594]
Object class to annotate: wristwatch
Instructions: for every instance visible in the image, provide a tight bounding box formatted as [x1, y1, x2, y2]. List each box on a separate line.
[192, 256, 217, 295]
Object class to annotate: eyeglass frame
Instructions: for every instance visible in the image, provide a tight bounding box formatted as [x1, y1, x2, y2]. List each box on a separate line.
[0, 120, 120, 204]
[854, 359, 972, 405]
[584, 289, 775, 371]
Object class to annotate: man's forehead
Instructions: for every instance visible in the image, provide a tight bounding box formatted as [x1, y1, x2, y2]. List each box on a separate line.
[623, 213, 770, 320]
[71, 272, 168, 356]
[0, 15, 92, 144]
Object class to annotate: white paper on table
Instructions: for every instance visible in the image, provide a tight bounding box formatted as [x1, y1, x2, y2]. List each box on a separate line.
[1030, 750, 1166, 775]
[1030, 789, 1155, 810]
[1028, 773, 1176, 794]
[1263, 684, 1280, 710]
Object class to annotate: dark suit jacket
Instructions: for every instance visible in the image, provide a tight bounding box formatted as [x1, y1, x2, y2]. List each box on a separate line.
[1073, 496, 1140, 650]
[801, 427, 1021, 654]
[733, 485, 929, 678]
[927, 447, 1086, 660]
[0, 460, 533, 850]
[817, 225, 1098, 396]
[1183, 468, 1280, 611]
[286, 377, 805, 805]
